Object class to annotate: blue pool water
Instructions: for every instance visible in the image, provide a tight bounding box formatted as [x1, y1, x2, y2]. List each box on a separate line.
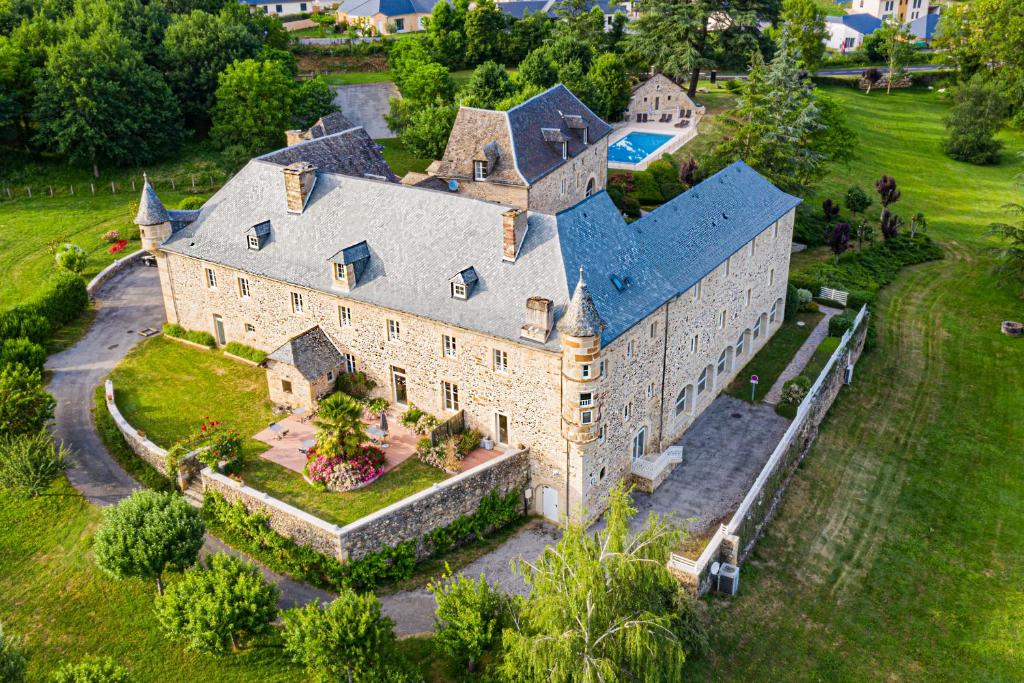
[607, 132, 675, 164]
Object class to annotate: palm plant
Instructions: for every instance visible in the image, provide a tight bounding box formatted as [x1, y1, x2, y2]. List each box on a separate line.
[314, 392, 368, 459]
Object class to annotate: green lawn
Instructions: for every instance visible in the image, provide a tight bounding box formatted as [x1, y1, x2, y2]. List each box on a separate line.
[802, 334, 841, 381]
[379, 138, 432, 176]
[686, 87, 1024, 679]
[725, 310, 825, 403]
[319, 70, 394, 85]
[107, 336, 447, 526]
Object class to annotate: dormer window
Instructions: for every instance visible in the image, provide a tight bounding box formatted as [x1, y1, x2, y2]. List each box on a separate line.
[245, 220, 271, 250]
[247, 235, 259, 250]
[334, 262, 346, 281]
[328, 240, 369, 291]
[474, 160, 488, 181]
[449, 266, 478, 300]
[452, 282, 467, 299]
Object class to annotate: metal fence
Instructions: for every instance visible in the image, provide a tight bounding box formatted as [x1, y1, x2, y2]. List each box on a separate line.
[429, 410, 466, 448]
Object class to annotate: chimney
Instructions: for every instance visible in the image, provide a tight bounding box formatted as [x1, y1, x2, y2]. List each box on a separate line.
[285, 130, 307, 146]
[283, 161, 317, 214]
[521, 297, 554, 343]
[502, 208, 528, 262]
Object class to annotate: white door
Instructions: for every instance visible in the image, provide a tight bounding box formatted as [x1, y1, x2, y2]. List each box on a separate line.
[541, 486, 559, 522]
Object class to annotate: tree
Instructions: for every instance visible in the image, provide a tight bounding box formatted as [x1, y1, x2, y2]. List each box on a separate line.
[398, 102, 458, 159]
[774, 0, 828, 70]
[428, 570, 504, 672]
[875, 174, 900, 224]
[460, 61, 516, 109]
[282, 591, 397, 683]
[880, 208, 902, 240]
[828, 222, 851, 260]
[910, 211, 926, 238]
[807, 92, 856, 167]
[291, 76, 338, 130]
[159, 8, 261, 131]
[50, 656, 131, 683]
[713, 28, 823, 193]
[210, 58, 294, 156]
[314, 391, 370, 458]
[499, 484, 688, 682]
[943, 74, 1008, 165]
[155, 553, 278, 653]
[845, 185, 873, 249]
[822, 198, 840, 224]
[873, 18, 915, 95]
[0, 432, 66, 498]
[33, 27, 183, 177]
[399, 61, 456, 105]
[986, 162, 1024, 298]
[585, 52, 631, 122]
[0, 363, 56, 436]
[93, 490, 205, 595]
[422, 0, 469, 70]
[464, 0, 505, 66]
[0, 622, 27, 683]
[507, 10, 551, 65]
[516, 47, 558, 90]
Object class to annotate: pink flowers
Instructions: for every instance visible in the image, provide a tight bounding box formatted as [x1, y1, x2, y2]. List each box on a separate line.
[306, 446, 385, 492]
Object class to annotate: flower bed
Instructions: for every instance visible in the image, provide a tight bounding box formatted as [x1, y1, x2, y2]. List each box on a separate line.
[304, 445, 386, 492]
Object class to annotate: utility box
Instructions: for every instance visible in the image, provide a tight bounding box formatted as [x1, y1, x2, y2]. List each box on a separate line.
[718, 563, 740, 595]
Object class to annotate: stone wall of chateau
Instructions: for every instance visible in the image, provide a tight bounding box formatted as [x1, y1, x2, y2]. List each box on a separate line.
[527, 138, 609, 215]
[449, 180, 529, 210]
[160, 252, 566, 519]
[570, 209, 795, 519]
[336, 448, 530, 560]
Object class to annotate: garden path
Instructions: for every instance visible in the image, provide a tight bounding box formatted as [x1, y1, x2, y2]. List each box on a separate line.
[763, 304, 843, 405]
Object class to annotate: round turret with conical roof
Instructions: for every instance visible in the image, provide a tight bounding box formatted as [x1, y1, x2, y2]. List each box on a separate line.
[135, 174, 172, 253]
[559, 268, 606, 444]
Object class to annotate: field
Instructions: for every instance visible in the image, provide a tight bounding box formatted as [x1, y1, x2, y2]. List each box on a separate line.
[686, 88, 1024, 679]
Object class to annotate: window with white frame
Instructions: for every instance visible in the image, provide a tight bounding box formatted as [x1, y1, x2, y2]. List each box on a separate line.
[387, 319, 400, 341]
[327, 370, 334, 382]
[238, 277, 250, 299]
[339, 305, 352, 327]
[718, 348, 729, 375]
[334, 262, 346, 281]
[474, 160, 487, 181]
[493, 349, 508, 373]
[343, 353, 356, 374]
[443, 334, 457, 358]
[561, 178, 567, 195]
[736, 331, 745, 356]
[770, 301, 779, 323]
[746, 288, 752, 307]
[247, 235, 260, 250]
[206, 268, 217, 289]
[579, 392, 593, 407]
[690, 334, 699, 354]
[754, 317, 763, 339]
[750, 238, 756, 257]
[581, 363, 591, 379]
[725, 257, 731, 277]
[626, 340, 635, 358]
[646, 383, 654, 399]
[650, 321, 657, 338]
[581, 410, 593, 424]
[451, 282, 467, 299]
[291, 291, 304, 314]
[442, 381, 460, 411]
[697, 367, 709, 394]
[675, 386, 690, 415]
[692, 280, 702, 301]
[632, 427, 646, 460]
[623, 402, 632, 419]
[773, 222, 779, 238]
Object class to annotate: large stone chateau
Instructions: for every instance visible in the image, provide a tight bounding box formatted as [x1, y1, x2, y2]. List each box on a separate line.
[135, 86, 799, 523]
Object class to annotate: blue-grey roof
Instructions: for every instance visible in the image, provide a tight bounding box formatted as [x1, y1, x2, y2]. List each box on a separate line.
[247, 220, 272, 237]
[910, 13, 939, 40]
[135, 180, 169, 225]
[336, 0, 442, 16]
[496, 0, 551, 18]
[556, 161, 801, 344]
[832, 13, 883, 35]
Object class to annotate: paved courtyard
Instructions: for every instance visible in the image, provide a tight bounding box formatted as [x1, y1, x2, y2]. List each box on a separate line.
[629, 394, 790, 539]
[331, 82, 399, 139]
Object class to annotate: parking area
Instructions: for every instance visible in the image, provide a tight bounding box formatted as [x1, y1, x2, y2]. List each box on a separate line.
[629, 395, 790, 539]
[331, 82, 399, 139]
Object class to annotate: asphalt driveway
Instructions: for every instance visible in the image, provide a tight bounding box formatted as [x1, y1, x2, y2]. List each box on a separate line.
[332, 82, 400, 139]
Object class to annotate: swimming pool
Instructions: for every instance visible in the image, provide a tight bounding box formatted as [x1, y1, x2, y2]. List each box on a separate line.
[607, 132, 676, 165]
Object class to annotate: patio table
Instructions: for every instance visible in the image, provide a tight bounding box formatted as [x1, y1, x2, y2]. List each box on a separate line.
[365, 425, 389, 448]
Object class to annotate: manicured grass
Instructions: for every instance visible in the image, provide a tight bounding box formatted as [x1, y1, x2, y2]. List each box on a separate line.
[686, 88, 1024, 679]
[319, 69, 394, 85]
[243, 456, 446, 527]
[92, 384, 175, 492]
[107, 336, 447, 525]
[725, 310, 825, 403]
[802, 334, 841, 381]
[379, 138, 432, 176]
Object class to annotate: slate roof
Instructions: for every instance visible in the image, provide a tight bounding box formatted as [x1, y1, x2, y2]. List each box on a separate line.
[258, 127, 398, 182]
[557, 269, 606, 337]
[136, 180, 169, 225]
[308, 112, 356, 139]
[336, 0, 442, 16]
[827, 13, 883, 35]
[496, 0, 624, 19]
[909, 13, 939, 40]
[265, 326, 343, 380]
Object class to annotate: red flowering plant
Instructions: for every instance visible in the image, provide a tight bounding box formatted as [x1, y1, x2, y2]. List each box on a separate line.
[304, 445, 385, 492]
[182, 418, 244, 474]
[109, 239, 128, 254]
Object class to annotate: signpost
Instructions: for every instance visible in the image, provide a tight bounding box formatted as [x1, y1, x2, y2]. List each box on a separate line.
[750, 374, 759, 402]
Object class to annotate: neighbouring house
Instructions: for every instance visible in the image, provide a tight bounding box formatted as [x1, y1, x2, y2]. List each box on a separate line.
[335, 0, 443, 34]
[851, 0, 932, 22]
[908, 12, 940, 44]
[136, 85, 798, 525]
[240, 0, 327, 15]
[825, 13, 883, 51]
[495, 0, 626, 30]
[625, 73, 702, 125]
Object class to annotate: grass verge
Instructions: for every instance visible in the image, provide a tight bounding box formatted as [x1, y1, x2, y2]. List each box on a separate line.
[725, 310, 824, 403]
[92, 384, 175, 493]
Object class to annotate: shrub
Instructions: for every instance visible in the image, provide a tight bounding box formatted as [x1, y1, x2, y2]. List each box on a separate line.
[54, 243, 88, 273]
[0, 432, 67, 498]
[154, 553, 278, 653]
[0, 309, 50, 343]
[799, 235, 942, 298]
[177, 196, 207, 210]
[0, 337, 47, 371]
[943, 74, 1008, 165]
[0, 363, 56, 435]
[630, 170, 663, 206]
[34, 271, 88, 329]
[184, 330, 216, 347]
[793, 203, 829, 246]
[797, 288, 813, 305]
[829, 310, 858, 336]
[305, 446, 385, 491]
[671, 586, 710, 658]
[93, 490, 205, 594]
[334, 369, 376, 398]
[162, 323, 186, 338]
[414, 412, 440, 435]
[223, 341, 266, 363]
[281, 591, 397, 683]
[364, 397, 389, 417]
[457, 428, 482, 456]
[0, 622, 27, 683]
[785, 284, 800, 320]
[50, 656, 131, 683]
[621, 194, 641, 218]
[428, 571, 504, 672]
[780, 375, 811, 405]
[399, 403, 423, 427]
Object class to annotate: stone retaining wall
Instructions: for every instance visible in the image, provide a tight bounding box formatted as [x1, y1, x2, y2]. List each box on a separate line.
[87, 250, 145, 297]
[104, 379, 169, 475]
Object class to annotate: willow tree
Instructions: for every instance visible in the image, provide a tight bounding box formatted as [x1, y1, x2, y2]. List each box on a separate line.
[499, 484, 688, 682]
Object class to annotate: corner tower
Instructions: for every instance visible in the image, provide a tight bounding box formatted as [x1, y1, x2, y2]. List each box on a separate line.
[134, 175, 172, 253]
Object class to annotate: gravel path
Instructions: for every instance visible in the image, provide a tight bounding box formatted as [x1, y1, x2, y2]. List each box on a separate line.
[763, 305, 844, 405]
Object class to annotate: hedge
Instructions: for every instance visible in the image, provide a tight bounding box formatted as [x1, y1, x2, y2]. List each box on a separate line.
[0, 337, 46, 371]
[223, 342, 267, 363]
[162, 323, 216, 348]
[828, 310, 858, 336]
[0, 271, 88, 344]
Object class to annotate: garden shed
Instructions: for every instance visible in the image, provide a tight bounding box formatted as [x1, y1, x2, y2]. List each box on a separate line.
[262, 326, 344, 411]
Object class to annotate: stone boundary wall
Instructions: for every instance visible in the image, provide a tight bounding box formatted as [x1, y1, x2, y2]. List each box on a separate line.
[669, 306, 870, 594]
[104, 379, 170, 476]
[87, 250, 145, 297]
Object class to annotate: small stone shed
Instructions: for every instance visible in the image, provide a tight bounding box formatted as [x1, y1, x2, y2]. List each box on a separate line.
[262, 326, 344, 411]
[626, 73, 702, 124]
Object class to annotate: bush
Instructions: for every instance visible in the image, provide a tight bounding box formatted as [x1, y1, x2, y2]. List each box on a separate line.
[799, 235, 943, 298]
[223, 341, 266, 363]
[334, 370, 376, 399]
[0, 309, 50, 343]
[630, 170, 663, 206]
[50, 656, 131, 683]
[780, 375, 811, 405]
[457, 429, 482, 456]
[0, 337, 47, 371]
[829, 310, 858, 336]
[184, 330, 216, 347]
[102, 230, 121, 243]
[30, 271, 89, 330]
[399, 404, 424, 428]
[93, 490, 205, 594]
[0, 363, 56, 435]
[793, 204, 829, 246]
[671, 586, 710, 658]
[281, 591, 397, 682]
[0, 622, 27, 683]
[54, 243, 88, 273]
[0, 432, 67, 498]
[621, 194, 641, 218]
[162, 323, 185, 338]
[797, 288, 813, 308]
[428, 572, 504, 672]
[785, 284, 800, 320]
[155, 553, 278, 653]
[176, 196, 207, 210]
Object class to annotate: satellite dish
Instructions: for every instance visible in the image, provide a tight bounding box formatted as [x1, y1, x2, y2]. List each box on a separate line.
[448, 179, 459, 192]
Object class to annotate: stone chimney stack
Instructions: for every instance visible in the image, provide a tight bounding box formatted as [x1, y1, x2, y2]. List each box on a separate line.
[285, 130, 307, 146]
[502, 208, 528, 261]
[521, 297, 554, 343]
[283, 161, 317, 214]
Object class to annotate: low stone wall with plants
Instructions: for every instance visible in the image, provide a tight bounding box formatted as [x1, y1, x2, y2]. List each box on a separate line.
[104, 379, 170, 476]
